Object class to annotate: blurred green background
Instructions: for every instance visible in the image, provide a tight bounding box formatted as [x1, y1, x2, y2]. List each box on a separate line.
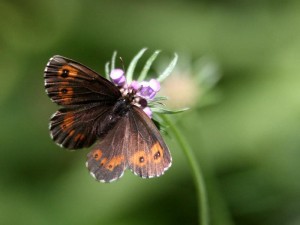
[1, 0, 300, 225]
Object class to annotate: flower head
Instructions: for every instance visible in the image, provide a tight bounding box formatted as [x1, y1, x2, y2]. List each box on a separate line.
[106, 49, 186, 119]
[110, 68, 161, 118]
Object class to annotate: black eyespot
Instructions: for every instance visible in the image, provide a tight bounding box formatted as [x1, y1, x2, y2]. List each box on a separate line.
[154, 151, 160, 160]
[61, 88, 68, 94]
[61, 69, 69, 78]
[139, 156, 144, 163]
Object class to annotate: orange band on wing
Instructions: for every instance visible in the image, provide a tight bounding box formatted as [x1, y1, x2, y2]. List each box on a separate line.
[105, 155, 125, 171]
[150, 142, 164, 164]
[130, 151, 148, 167]
[58, 65, 78, 79]
[92, 149, 103, 161]
[60, 112, 74, 131]
[74, 133, 85, 142]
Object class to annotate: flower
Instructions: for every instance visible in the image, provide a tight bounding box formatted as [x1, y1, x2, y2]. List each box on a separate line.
[110, 69, 161, 118]
[160, 72, 199, 108]
[106, 48, 187, 120]
[139, 79, 160, 99]
[160, 56, 221, 108]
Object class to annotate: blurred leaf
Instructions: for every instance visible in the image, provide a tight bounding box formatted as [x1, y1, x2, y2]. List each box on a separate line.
[126, 48, 147, 83]
[138, 50, 161, 81]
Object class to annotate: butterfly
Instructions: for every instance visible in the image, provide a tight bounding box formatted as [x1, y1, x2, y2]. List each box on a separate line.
[44, 55, 172, 182]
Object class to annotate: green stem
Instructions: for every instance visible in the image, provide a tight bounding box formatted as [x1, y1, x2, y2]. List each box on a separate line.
[160, 114, 209, 225]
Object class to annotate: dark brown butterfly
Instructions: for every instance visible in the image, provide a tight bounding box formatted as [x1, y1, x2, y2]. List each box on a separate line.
[44, 55, 172, 182]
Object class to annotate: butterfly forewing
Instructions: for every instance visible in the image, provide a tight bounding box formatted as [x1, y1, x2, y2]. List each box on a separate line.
[44, 55, 121, 106]
[45, 55, 121, 149]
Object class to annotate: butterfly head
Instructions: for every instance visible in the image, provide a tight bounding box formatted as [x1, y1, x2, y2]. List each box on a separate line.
[110, 69, 161, 118]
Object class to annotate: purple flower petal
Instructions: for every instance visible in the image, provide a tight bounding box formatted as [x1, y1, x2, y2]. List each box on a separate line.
[143, 107, 152, 118]
[148, 91, 157, 99]
[139, 81, 160, 99]
[110, 68, 124, 79]
[110, 69, 126, 86]
[149, 79, 160, 92]
[139, 81, 149, 89]
[140, 87, 153, 96]
[130, 80, 141, 91]
[116, 75, 126, 86]
[138, 81, 153, 98]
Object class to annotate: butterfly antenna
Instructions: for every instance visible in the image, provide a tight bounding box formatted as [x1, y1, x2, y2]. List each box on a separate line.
[119, 57, 126, 73]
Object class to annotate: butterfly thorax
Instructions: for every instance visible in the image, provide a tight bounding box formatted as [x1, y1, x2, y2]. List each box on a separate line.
[112, 99, 131, 117]
[96, 99, 128, 138]
[97, 87, 145, 138]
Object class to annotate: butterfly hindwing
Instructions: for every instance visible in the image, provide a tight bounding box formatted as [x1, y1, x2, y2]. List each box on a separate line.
[86, 116, 129, 182]
[86, 106, 172, 182]
[50, 104, 114, 149]
[44, 55, 121, 106]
